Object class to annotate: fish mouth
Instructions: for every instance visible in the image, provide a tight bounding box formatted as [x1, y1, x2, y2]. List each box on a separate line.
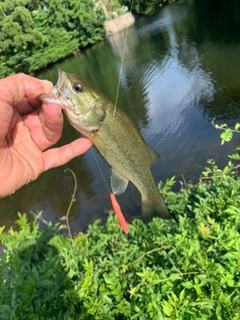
[52, 69, 67, 98]
[51, 69, 71, 110]
[52, 69, 93, 119]
[56, 69, 66, 92]
[39, 70, 75, 111]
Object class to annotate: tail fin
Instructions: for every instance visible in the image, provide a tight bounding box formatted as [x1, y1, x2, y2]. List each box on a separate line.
[142, 195, 171, 224]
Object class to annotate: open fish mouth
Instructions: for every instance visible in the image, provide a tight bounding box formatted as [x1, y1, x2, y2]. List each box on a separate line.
[52, 69, 68, 99]
[39, 69, 85, 115]
[50, 69, 76, 111]
[38, 69, 67, 106]
[55, 70, 66, 93]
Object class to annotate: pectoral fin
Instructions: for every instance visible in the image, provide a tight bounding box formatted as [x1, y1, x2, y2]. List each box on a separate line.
[110, 168, 129, 195]
[91, 133, 106, 158]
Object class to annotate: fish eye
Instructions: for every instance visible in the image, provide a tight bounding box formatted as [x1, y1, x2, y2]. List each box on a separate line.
[73, 83, 83, 93]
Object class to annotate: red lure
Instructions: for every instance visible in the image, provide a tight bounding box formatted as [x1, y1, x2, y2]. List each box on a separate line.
[110, 193, 129, 234]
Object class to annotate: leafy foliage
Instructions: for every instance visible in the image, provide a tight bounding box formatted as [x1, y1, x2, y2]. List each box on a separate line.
[1, 160, 240, 319]
[220, 128, 233, 144]
[0, 0, 105, 77]
[229, 148, 240, 161]
[213, 120, 240, 161]
[121, 0, 169, 14]
[0, 0, 175, 77]
[100, 0, 126, 17]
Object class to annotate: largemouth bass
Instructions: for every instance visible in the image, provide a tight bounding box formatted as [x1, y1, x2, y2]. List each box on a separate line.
[44, 70, 171, 223]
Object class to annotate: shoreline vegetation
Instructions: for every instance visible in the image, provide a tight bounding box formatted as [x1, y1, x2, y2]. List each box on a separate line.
[0, 159, 240, 318]
[0, 125, 240, 318]
[0, 0, 173, 78]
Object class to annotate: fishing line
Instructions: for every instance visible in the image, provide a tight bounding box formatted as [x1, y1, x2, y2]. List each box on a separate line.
[91, 148, 111, 194]
[92, 0, 135, 185]
[91, 148, 129, 234]
[113, 0, 135, 117]
[89, 2, 135, 234]
[93, 0, 134, 187]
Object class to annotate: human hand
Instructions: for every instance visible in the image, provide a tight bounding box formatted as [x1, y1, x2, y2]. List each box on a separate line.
[0, 74, 93, 198]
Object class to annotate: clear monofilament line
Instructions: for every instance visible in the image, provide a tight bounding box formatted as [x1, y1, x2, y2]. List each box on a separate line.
[113, 0, 134, 118]
[91, 148, 129, 234]
[91, 148, 111, 194]
[90, 1, 134, 233]
[93, 0, 135, 189]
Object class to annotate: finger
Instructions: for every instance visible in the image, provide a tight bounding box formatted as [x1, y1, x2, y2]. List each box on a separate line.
[23, 112, 42, 130]
[41, 103, 63, 143]
[13, 97, 43, 116]
[43, 137, 93, 171]
[0, 74, 53, 115]
[0, 101, 13, 146]
[23, 104, 63, 150]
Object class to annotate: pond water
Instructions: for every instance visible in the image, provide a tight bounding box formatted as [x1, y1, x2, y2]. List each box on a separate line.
[1, 0, 240, 233]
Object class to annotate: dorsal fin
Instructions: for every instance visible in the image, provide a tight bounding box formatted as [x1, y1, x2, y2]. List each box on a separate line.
[147, 145, 160, 163]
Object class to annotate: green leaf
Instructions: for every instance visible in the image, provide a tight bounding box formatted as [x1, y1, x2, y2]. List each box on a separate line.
[182, 281, 194, 289]
[162, 301, 173, 316]
[234, 123, 240, 130]
[220, 128, 233, 144]
[179, 289, 185, 302]
[229, 153, 240, 160]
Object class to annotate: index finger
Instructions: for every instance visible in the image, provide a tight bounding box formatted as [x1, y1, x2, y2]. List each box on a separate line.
[0, 74, 53, 115]
[13, 97, 45, 116]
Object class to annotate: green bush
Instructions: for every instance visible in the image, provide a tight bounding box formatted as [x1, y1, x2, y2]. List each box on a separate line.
[0, 0, 105, 77]
[121, 0, 169, 15]
[0, 160, 240, 319]
[213, 120, 240, 161]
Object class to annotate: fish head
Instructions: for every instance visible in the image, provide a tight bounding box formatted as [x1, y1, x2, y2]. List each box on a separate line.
[53, 69, 106, 132]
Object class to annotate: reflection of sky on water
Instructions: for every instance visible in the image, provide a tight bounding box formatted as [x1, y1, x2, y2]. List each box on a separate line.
[138, 4, 188, 37]
[139, 5, 214, 140]
[143, 56, 214, 138]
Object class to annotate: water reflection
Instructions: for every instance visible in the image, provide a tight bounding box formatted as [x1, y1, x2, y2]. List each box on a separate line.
[1, 0, 240, 232]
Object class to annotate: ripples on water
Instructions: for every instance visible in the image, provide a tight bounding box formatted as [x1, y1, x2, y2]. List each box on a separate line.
[1, 0, 240, 232]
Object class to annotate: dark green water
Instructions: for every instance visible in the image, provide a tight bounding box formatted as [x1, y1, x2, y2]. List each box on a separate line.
[1, 0, 240, 233]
